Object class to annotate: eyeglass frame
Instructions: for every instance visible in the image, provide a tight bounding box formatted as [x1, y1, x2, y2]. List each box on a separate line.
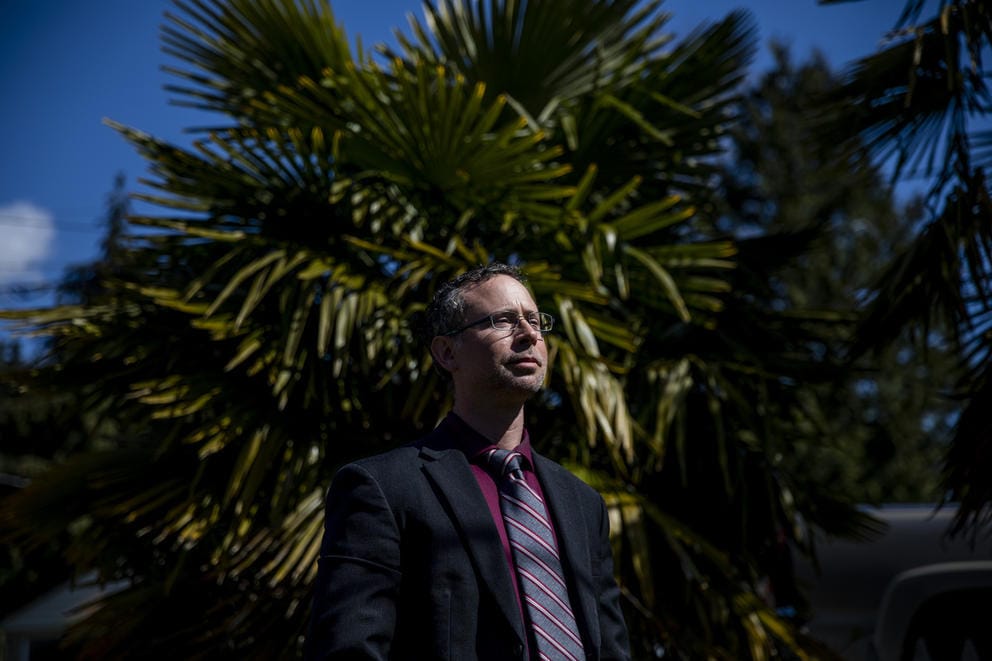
[442, 311, 554, 336]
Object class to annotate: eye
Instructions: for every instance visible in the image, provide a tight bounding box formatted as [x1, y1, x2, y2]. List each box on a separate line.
[491, 313, 516, 329]
[524, 315, 541, 328]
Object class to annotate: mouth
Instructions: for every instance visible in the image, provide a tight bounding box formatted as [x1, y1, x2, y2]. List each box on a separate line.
[507, 356, 542, 367]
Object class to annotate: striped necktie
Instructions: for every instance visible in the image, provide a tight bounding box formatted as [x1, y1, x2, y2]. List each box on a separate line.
[485, 448, 586, 661]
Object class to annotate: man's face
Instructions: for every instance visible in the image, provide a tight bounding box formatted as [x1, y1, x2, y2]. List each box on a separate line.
[442, 274, 548, 403]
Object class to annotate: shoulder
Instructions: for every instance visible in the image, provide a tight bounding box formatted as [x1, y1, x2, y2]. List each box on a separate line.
[324, 446, 425, 517]
[351, 444, 421, 468]
[334, 423, 459, 482]
[339, 444, 421, 483]
[533, 453, 603, 502]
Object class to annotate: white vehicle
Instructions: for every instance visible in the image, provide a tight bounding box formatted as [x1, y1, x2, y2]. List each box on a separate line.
[796, 504, 992, 660]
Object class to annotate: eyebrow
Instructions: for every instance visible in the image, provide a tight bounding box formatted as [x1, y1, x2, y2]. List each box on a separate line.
[491, 308, 538, 316]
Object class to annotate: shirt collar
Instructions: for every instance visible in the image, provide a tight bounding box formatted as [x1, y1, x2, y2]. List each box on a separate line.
[442, 412, 535, 469]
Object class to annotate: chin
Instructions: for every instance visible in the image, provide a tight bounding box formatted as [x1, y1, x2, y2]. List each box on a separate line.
[495, 371, 544, 395]
[514, 376, 545, 395]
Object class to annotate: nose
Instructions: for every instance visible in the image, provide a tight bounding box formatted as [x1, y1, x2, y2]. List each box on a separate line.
[515, 318, 543, 344]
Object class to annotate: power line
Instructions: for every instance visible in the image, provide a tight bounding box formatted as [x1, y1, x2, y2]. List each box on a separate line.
[0, 268, 60, 273]
[0, 210, 106, 221]
[0, 215, 105, 234]
[0, 284, 59, 301]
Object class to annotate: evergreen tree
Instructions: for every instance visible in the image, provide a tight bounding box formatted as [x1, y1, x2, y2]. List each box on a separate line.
[719, 45, 960, 505]
[0, 176, 136, 622]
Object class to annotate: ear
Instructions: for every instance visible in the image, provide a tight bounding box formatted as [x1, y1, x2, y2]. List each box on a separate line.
[430, 335, 458, 373]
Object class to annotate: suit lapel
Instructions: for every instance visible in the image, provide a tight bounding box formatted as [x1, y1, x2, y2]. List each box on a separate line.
[533, 453, 600, 651]
[419, 445, 527, 647]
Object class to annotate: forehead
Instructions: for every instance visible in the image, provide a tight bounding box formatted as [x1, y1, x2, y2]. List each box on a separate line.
[460, 275, 538, 312]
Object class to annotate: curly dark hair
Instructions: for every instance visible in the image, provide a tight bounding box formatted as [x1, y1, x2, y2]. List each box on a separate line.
[423, 262, 525, 343]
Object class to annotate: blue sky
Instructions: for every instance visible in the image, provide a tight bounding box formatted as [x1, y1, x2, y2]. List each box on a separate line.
[0, 0, 905, 313]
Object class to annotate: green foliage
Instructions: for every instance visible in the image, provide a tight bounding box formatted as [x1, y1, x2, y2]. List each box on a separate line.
[822, 0, 992, 535]
[718, 45, 959, 506]
[0, 177, 137, 623]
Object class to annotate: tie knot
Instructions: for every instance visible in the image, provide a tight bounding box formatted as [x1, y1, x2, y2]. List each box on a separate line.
[485, 448, 526, 480]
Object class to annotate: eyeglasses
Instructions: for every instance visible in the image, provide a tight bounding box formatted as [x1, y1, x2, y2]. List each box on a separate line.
[443, 311, 554, 336]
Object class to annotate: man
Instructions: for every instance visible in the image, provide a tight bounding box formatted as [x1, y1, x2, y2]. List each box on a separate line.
[305, 263, 630, 660]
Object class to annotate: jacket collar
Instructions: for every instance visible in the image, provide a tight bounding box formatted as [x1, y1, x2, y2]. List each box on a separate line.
[415, 416, 599, 653]
[416, 420, 527, 647]
[533, 453, 600, 654]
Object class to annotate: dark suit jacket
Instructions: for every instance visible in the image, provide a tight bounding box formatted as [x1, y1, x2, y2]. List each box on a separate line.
[305, 419, 630, 660]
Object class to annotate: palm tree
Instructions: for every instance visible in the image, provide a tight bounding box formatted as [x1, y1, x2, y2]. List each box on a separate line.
[823, 0, 992, 536]
[0, 1, 871, 657]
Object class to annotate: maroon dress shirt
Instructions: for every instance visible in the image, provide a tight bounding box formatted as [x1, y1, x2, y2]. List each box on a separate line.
[443, 413, 563, 622]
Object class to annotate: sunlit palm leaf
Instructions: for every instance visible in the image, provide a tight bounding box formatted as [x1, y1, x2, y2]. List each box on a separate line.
[399, 0, 669, 122]
[162, 0, 355, 121]
[830, 1, 992, 194]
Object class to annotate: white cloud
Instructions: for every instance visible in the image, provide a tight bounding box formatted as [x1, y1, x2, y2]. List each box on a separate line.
[0, 201, 56, 284]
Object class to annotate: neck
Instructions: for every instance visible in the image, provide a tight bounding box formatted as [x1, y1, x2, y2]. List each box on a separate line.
[452, 398, 527, 450]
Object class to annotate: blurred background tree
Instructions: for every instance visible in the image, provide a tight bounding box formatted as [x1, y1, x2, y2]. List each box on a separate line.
[717, 44, 960, 506]
[1, 0, 983, 659]
[0, 175, 132, 627]
[821, 0, 992, 537]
